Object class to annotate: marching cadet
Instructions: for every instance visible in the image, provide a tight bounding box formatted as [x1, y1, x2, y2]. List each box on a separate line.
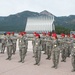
[10, 32, 17, 54]
[46, 32, 53, 60]
[71, 35, 75, 72]
[1, 33, 7, 53]
[66, 34, 72, 57]
[6, 32, 13, 60]
[22, 32, 28, 54]
[60, 33, 68, 62]
[18, 32, 27, 63]
[34, 33, 42, 66]
[0, 35, 2, 53]
[32, 32, 36, 57]
[51, 33, 60, 69]
[41, 32, 47, 54]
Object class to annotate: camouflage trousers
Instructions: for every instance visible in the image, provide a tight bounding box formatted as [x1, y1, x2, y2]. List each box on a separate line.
[42, 43, 46, 54]
[12, 43, 16, 54]
[52, 49, 60, 68]
[67, 46, 71, 57]
[7, 45, 12, 59]
[33, 45, 35, 56]
[71, 56, 75, 70]
[19, 47, 27, 62]
[61, 47, 67, 61]
[46, 46, 52, 59]
[34, 47, 41, 64]
[1, 43, 6, 53]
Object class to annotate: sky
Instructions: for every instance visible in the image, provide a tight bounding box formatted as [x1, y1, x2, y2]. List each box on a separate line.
[0, 0, 75, 16]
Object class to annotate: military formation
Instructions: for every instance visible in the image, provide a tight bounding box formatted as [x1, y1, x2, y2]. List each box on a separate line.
[0, 31, 75, 72]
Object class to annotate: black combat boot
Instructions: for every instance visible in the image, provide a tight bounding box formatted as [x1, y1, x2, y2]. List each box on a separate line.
[9, 56, 11, 60]
[51, 65, 55, 68]
[34, 63, 37, 65]
[22, 60, 25, 63]
[71, 69, 75, 72]
[18, 59, 22, 62]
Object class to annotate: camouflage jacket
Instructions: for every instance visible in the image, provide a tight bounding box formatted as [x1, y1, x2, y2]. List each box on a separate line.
[10, 35, 17, 44]
[71, 40, 75, 56]
[6, 36, 13, 46]
[52, 39, 60, 52]
[34, 38, 42, 51]
[18, 36, 27, 49]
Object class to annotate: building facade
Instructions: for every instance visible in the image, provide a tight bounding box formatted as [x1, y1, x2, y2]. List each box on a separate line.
[25, 15, 55, 33]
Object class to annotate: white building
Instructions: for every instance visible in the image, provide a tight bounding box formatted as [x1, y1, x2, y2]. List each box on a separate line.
[25, 15, 55, 33]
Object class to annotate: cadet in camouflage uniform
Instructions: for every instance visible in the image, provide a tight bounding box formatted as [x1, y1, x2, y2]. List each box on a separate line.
[71, 35, 75, 72]
[60, 33, 68, 62]
[6, 32, 13, 60]
[32, 32, 36, 57]
[22, 32, 28, 54]
[46, 32, 53, 60]
[66, 34, 72, 57]
[41, 32, 47, 54]
[10, 32, 17, 54]
[1, 33, 7, 53]
[51, 33, 60, 69]
[34, 34, 41, 66]
[18, 32, 27, 63]
[0, 36, 2, 53]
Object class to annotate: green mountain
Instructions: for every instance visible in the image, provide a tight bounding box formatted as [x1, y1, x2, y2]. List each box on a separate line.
[0, 10, 75, 32]
[54, 15, 75, 30]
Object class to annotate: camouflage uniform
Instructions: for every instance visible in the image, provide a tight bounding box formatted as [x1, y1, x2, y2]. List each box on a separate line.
[60, 37, 68, 62]
[41, 36, 47, 54]
[34, 38, 41, 65]
[46, 36, 53, 60]
[71, 40, 75, 72]
[32, 36, 36, 57]
[18, 36, 27, 63]
[0, 37, 2, 53]
[52, 39, 60, 69]
[6, 35, 13, 60]
[1, 34, 7, 53]
[66, 37, 72, 57]
[11, 35, 17, 54]
[23, 35, 28, 55]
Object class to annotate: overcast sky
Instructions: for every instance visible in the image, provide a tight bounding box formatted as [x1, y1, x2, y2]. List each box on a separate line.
[0, 0, 75, 16]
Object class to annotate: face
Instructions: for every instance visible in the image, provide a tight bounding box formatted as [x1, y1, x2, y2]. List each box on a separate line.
[10, 34, 13, 36]
[36, 36, 39, 38]
[62, 36, 64, 38]
[7, 34, 10, 36]
[52, 37, 56, 39]
[19, 34, 22, 38]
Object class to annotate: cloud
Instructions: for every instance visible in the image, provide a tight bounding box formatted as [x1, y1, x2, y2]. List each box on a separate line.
[0, 0, 75, 16]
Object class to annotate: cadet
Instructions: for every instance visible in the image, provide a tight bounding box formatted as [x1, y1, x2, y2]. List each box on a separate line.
[18, 32, 27, 63]
[46, 32, 53, 60]
[22, 32, 28, 54]
[66, 34, 72, 57]
[6, 32, 13, 60]
[71, 35, 75, 72]
[10, 32, 17, 54]
[60, 33, 68, 62]
[32, 32, 36, 57]
[1, 33, 7, 53]
[51, 33, 60, 69]
[41, 32, 47, 54]
[34, 33, 41, 66]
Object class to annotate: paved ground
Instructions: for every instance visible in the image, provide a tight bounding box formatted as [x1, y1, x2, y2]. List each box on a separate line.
[0, 41, 75, 75]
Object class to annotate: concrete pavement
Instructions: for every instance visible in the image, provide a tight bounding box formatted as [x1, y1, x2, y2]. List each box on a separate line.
[0, 41, 75, 75]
